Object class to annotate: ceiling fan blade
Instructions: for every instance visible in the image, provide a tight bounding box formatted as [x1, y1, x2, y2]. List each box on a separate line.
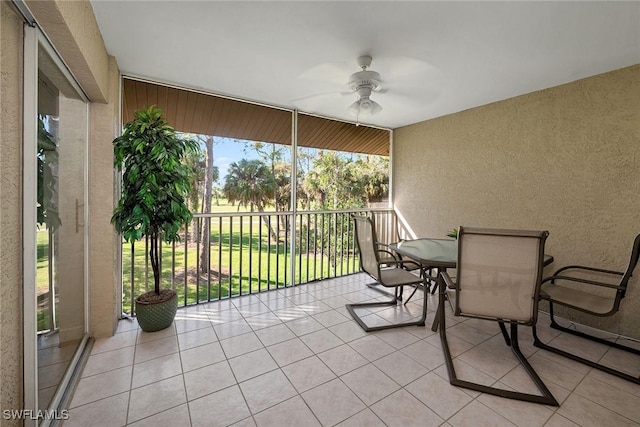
[384, 84, 440, 101]
[292, 91, 344, 111]
[376, 89, 440, 112]
[371, 56, 440, 92]
[298, 61, 353, 85]
[374, 56, 434, 77]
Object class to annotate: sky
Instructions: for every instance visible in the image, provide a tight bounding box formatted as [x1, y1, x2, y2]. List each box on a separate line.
[191, 135, 384, 187]
[210, 137, 295, 182]
[212, 137, 260, 181]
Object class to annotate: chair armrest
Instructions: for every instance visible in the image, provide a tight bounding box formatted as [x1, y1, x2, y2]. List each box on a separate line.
[553, 265, 624, 277]
[400, 260, 422, 270]
[541, 275, 625, 291]
[376, 249, 398, 261]
[441, 271, 455, 290]
[377, 260, 406, 268]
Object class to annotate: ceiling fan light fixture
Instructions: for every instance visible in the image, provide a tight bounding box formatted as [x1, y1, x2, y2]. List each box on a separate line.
[348, 97, 382, 117]
[347, 100, 361, 116]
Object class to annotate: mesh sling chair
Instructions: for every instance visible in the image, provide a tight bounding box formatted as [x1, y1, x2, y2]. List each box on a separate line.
[347, 215, 429, 332]
[369, 212, 425, 301]
[439, 227, 558, 406]
[533, 233, 640, 384]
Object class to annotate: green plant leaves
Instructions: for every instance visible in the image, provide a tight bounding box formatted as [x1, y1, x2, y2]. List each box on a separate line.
[111, 106, 197, 246]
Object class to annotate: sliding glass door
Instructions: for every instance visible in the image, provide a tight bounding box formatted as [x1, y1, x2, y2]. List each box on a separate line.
[24, 26, 89, 423]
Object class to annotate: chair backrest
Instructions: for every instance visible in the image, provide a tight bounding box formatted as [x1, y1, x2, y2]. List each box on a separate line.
[370, 211, 400, 246]
[619, 233, 640, 298]
[352, 215, 380, 280]
[454, 226, 549, 325]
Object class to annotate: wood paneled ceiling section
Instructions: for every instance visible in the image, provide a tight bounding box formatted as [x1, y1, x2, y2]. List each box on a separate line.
[297, 114, 389, 156]
[123, 79, 292, 145]
[122, 79, 390, 156]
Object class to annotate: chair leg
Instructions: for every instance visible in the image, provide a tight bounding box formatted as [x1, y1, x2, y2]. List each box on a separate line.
[439, 297, 558, 405]
[548, 303, 640, 355]
[405, 268, 437, 305]
[428, 268, 439, 294]
[498, 322, 511, 346]
[430, 282, 438, 294]
[533, 305, 640, 384]
[431, 269, 445, 332]
[507, 325, 558, 405]
[404, 266, 434, 306]
[403, 284, 420, 306]
[346, 282, 428, 332]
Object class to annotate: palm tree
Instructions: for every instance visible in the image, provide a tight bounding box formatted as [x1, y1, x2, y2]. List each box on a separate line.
[223, 159, 278, 240]
[223, 159, 274, 211]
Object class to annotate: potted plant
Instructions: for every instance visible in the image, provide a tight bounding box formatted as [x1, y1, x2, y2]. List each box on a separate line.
[111, 106, 197, 332]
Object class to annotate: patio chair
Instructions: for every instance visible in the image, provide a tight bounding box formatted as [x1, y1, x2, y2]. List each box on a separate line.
[347, 215, 429, 332]
[439, 227, 558, 405]
[369, 213, 424, 301]
[533, 232, 640, 384]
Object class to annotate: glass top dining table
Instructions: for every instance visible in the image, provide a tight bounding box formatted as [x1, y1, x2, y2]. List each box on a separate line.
[388, 238, 554, 268]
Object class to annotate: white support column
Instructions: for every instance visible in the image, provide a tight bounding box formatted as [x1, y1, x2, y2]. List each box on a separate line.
[22, 23, 39, 425]
[289, 111, 298, 287]
[388, 129, 394, 209]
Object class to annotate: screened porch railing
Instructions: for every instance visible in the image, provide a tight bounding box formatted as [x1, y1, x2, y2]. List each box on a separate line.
[122, 208, 399, 315]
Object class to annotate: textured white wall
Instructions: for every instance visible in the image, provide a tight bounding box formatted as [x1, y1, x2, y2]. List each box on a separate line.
[394, 65, 640, 338]
[89, 56, 120, 338]
[1, 2, 24, 423]
[26, 0, 110, 102]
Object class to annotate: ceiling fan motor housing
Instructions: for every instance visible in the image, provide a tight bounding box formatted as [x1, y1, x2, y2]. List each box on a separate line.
[348, 70, 381, 92]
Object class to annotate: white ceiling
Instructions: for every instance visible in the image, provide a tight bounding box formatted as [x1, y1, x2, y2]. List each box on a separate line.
[90, 1, 640, 129]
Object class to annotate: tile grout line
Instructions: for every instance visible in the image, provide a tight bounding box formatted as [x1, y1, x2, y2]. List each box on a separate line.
[123, 324, 139, 426]
[176, 333, 194, 427]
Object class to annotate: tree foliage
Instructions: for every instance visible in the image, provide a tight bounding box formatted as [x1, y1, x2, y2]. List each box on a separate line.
[223, 159, 275, 212]
[112, 106, 198, 294]
[183, 142, 206, 213]
[37, 117, 61, 230]
[236, 143, 389, 212]
[301, 150, 388, 210]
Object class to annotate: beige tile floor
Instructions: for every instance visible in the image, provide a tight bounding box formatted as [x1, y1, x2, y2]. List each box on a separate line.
[64, 273, 640, 427]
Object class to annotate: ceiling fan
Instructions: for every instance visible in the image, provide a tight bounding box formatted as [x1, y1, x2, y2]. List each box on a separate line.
[293, 54, 437, 125]
[346, 55, 383, 119]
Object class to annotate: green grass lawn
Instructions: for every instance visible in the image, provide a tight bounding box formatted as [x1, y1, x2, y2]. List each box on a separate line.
[37, 229, 53, 331]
